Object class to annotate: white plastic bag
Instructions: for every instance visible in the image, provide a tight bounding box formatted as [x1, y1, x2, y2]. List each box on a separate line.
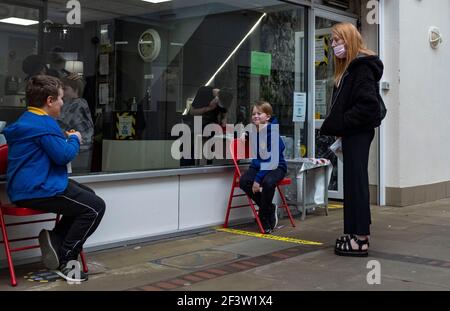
[329, 138, 343, 162]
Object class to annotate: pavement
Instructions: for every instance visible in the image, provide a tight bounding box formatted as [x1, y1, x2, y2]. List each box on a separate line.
[1, 198, 450, 291]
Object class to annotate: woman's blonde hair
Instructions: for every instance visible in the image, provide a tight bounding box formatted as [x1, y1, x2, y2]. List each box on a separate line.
[332, 22, 376, 85]
[252, 100, 273, 116]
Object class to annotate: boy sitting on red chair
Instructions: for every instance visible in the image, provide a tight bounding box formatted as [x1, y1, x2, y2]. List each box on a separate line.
[239, 101, 286, 234]
[3, 75, 105, 282]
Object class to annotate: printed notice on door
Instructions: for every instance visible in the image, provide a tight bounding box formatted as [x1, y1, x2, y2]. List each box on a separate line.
[293, 92, 306, 122]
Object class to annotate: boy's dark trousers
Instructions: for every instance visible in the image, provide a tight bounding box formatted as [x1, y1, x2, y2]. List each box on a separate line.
[16, 179, 106, 264]
[239, 167, 286, 223]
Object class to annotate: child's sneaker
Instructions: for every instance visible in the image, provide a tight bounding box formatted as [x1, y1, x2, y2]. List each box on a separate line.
[38, 229, 60, 270]
[269, 204, 278, 230]
[56, 262, 88, 283]
[262, 217, 273, 234]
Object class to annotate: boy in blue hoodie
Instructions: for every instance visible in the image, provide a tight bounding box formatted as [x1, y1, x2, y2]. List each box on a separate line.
[3, 75, 105, 282]
[239, 101, 287, 234]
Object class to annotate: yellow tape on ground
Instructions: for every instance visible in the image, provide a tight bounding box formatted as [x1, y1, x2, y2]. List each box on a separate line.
[328, 204, 343, 209]
[216, 228, 323, 246]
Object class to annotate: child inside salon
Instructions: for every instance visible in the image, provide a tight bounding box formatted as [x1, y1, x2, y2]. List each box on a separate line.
[239, 101, 287, 234]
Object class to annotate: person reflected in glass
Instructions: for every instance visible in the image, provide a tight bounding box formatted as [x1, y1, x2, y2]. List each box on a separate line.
[58, 75, 94, 173]
[190, 86, 232, 129]
[321, 23, 385, 257]
[189, 86, 233, 164]
[22, 55, 48, 81]
[47, 52, 70, 79]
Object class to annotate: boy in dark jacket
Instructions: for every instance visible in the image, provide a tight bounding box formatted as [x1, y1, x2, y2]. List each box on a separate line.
[3, 75, 105, 282]
[239, 101, 287, 234]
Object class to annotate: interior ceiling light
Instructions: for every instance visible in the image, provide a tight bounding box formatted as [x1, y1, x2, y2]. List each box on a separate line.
[0, 17, 39, 26]
[141, 0, 172, 3]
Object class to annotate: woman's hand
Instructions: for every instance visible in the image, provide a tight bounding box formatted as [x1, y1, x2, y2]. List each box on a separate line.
[252, 182, 261, 194]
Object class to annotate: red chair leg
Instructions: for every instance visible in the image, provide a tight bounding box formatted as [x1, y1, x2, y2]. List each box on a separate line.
[277, 186, 296, 227]
[224, 174, 238, 228]
[246, 197, 265, 234]
[223, 188, 235, 228]
[0, 210, 17, 287]
[80, 251, 88, 273]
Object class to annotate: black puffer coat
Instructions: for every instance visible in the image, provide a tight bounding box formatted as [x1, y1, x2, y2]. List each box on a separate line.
[320, 55, 384, 137]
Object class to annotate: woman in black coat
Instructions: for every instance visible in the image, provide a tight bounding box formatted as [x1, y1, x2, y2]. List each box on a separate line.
[321, 22, 385, 257]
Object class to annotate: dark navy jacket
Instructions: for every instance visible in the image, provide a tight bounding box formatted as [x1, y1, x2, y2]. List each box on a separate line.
[321, 55, 384, 137]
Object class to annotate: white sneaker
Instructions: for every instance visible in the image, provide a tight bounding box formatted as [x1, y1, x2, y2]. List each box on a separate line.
[270, 204, 278, 230]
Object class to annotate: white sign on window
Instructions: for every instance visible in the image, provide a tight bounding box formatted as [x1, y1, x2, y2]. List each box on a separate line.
[293, 92, 306, 122]
[315, 37, 326, 63]
[315, 80, 327, 118]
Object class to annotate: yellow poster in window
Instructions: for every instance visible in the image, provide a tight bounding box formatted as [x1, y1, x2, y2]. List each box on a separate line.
[115, 112, 136, 140]
[315, 36, 330, 67]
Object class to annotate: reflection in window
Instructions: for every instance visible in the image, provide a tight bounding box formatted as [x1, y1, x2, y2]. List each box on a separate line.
[0, 0, 306, 174]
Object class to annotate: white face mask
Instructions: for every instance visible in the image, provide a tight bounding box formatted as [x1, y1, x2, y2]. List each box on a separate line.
[333, 44, 347, 59]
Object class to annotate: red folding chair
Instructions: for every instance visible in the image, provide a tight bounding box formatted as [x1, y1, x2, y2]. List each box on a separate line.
[224, 139, 296, 233]
[0, 144, 88, 287]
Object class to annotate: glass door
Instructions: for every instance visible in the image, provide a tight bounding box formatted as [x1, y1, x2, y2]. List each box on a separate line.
[314, 10, 357, 200]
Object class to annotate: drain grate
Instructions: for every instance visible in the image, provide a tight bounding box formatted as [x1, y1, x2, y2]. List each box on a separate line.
[151, 250, 244, 270]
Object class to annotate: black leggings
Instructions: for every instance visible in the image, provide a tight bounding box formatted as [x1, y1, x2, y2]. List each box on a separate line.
[342, 129, 375, 236]
[239, 167, 286, 219]
[16, 179, 106, 264]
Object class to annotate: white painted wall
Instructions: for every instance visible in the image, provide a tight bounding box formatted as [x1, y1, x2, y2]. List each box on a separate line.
[397, 0, 450, 187]
[179, 173, 253, 230]
[384, 0, 450, 188]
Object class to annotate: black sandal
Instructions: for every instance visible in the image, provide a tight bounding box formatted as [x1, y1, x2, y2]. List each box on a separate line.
[335, 237, 369, 257]
[335, 235, 370, 248]
[335, 235, 355, 247]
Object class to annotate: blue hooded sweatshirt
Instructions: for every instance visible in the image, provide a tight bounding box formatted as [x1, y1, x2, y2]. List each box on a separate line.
[249, 117, 287, 184]
[3, 110, 80, 203]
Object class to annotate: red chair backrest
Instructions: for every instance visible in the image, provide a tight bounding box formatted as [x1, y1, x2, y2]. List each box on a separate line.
[229, 139, 251, 177]
[0, 144, 7, 175]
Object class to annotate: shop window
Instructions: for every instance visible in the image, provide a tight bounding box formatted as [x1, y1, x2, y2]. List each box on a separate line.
[0, 0, 307, 174]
